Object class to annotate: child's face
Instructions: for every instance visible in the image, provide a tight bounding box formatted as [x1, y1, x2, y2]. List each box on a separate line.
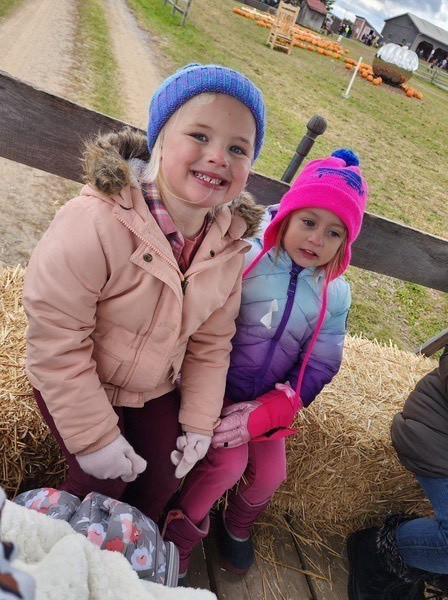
[159, 94, 256, 209]
[282, 208, 346, 268]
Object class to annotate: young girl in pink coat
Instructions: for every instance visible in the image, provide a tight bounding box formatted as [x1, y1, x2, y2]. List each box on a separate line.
[22, 64, 265, 524]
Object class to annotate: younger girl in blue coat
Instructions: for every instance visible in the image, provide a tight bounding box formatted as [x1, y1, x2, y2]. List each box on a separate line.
[165, 149, 368, 581]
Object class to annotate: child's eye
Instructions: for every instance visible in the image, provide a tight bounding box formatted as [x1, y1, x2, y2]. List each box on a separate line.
[190, 133, 208, 142]
[303, 219, 315, 227]
[328, 230, 341, 238]
[229, 145, 246, 155]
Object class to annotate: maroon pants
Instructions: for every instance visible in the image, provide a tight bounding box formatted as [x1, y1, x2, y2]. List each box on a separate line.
[34, 388, 182, 523]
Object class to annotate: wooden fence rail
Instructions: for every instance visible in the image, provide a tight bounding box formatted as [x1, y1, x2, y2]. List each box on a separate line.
[163, 0, 193, 26]
[415, 64, 448, 91]
[1, 70, 447, 352]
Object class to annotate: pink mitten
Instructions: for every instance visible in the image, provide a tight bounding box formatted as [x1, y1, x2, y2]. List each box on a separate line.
[76, 434, 147, 482]
[170, 432, 211, 479]
[211, 401, 261, 448]
[212, 383, 302, 449]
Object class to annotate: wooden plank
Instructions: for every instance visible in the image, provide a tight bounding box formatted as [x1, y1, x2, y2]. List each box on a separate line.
[290, 520, 349, 600]
[203, 514, 312, 599]
[0, 69, 133, 183]
[1, 70, 447, 292]
[188, 541, 212, 591]
[415, 327, 448, 357]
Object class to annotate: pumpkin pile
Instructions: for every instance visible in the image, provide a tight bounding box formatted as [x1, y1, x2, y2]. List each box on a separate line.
[342, 57, 423, 98]
[401, 83, 423, 100]
[343, 58, 382, 86]
[293, 32, 345, 59]
[232, 5, 347, 59]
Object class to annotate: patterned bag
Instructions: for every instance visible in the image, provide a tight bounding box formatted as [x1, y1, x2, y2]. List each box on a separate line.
[14, 488, 179, 587]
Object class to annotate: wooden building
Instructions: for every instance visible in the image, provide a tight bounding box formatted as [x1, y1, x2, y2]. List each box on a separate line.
[353, 15, 380, 41]
[382, 12, 448, 62]
[297, 0, 327, 32]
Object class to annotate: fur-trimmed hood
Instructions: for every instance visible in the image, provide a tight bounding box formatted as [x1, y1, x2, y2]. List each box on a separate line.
[82, 127, 264, 238]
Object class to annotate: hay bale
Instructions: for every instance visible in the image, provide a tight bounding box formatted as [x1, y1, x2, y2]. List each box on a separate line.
[0, 263, 438, 536]
[272, 335, 436, 538]
[0, 264, 66, 497]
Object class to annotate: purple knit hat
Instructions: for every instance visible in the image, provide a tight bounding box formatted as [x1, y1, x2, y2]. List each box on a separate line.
[243, 148, 368, 404]
[148, 63, 266, 161]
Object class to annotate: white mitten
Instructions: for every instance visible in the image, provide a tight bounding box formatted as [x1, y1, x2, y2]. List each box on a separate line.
[76, 434, 147, 482]
[170, 432, 211, 479]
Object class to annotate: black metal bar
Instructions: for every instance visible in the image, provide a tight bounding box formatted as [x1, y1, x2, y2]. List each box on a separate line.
[281, 114, 327, 183]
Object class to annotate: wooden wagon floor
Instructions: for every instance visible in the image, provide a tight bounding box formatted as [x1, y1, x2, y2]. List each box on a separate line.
[187, 513, 349, 599]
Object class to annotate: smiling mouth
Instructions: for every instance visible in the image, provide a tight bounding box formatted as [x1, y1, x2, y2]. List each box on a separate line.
[192, 171, 227, 187]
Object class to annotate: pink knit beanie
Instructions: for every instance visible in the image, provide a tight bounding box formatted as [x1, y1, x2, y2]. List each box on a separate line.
[244, 148, 368, 280]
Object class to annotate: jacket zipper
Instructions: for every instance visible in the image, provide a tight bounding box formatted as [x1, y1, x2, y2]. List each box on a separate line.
[114, 212, 193, 297]
[181, 278, 189, 295]
[114, 213, 238, 296]
[252, 262, 302, 398]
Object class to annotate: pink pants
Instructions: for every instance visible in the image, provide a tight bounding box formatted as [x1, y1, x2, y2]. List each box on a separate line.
[177, 437, 287, 527]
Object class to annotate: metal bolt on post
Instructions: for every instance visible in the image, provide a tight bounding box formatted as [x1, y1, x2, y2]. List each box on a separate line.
[281, 114, 327, 183]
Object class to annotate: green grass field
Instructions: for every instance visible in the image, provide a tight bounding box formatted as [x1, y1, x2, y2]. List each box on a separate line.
[0, 0, 23, 20]
[130, 0, 448, 350]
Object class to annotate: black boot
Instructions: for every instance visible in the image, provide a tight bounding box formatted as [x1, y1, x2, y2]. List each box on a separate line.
[217, 492, 270, 574]
[347, 515, 426, 599]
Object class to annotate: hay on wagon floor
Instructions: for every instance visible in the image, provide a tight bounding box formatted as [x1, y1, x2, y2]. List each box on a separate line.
[271, 335, 436, 540]
[0, 263, 66, 498]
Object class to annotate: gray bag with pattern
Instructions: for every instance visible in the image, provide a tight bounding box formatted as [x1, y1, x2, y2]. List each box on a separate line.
[14, 488, 179, 587]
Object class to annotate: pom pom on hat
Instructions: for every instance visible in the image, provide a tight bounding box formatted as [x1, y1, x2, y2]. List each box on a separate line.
[331, 148, 359, 166]
[147, 63, 266, 161]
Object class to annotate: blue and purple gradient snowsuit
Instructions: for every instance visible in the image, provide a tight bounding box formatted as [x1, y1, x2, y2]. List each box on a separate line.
[226, 206, 351, 407]
[175, 206, 352, 543]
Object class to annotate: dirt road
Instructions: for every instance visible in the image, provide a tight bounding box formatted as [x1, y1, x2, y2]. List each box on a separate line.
[0, 0, 161, 265]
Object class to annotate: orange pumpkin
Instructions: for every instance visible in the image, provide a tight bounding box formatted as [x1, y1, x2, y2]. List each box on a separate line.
[367, 75, 373, 82]
[345, 63, 352, 70]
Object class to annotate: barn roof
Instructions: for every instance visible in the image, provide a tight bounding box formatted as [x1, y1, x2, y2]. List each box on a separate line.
[306, 0, 327, 16]
[384, 12, 448, 46]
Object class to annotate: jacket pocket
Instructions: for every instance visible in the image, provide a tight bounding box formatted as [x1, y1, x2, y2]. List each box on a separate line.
[92, 346, 123, 385]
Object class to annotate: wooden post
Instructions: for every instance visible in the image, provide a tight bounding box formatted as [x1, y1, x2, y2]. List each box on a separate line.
[342, 55, 362, 99]
[431, 66, 438, 83]
[162, 0, 193, 26]
[281, 114, 327, 183]
[414, 328, 448, 357]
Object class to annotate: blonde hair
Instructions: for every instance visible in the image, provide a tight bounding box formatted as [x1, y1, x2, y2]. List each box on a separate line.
[322, 237, 348, 280]
[273, 214, 348, 281]
[144, 93, 217, 185]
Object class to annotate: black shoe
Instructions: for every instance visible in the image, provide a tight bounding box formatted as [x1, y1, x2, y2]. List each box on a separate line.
[216, 509, 254, 574]
[347, 520, 425, 600]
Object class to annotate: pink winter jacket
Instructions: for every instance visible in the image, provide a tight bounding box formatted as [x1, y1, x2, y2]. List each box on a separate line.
[22, 130, 262, 455]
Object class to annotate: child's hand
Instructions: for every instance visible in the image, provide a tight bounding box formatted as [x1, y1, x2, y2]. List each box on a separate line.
[76, 435, 147, 482]
[212, 383, 301, 448]
[211, 401, 261, 448]
[170, 432, 211, 479]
